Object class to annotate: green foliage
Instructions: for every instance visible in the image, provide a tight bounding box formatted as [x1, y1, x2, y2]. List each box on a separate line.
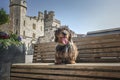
[0, 33, 22, 48]
[0, 8, 9, 25]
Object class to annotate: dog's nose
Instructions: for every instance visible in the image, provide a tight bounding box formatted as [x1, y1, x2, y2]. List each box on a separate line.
[62, 32, 67, 35]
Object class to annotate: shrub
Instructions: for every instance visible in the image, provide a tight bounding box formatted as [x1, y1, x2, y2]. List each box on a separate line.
[0, 32, 22, 48]
[0, 8, 9, 25]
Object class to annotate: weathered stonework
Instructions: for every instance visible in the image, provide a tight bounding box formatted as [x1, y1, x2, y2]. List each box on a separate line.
[0, 45, 25, 80]
[38, 25, 78, 43]
[0, 23, 10, 32]
[8, 0, 46, 55]
[0, 0, 77, 55]
[0, 0, 60, 55]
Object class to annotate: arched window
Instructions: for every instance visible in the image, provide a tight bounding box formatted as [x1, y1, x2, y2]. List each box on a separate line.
[23, 31, 25, 37]
[33, 23, 36, 30]
[33, 33, 36, 38]
[24, 20, 25, 26]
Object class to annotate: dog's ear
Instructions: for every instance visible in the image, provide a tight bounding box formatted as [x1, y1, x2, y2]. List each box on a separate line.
[54, 30, 58, 42]
[66, 28, 72, 42]
[69, 33, 72, 42]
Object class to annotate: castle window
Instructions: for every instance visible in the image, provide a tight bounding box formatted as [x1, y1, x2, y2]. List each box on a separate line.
[23, 31, 25, 37]
[32, 33, 36, 38]
[41, 26, 42, 31]
[23, 1, 26, 4]
[45, 29, 48, 31]
[50, 28, 52, 30]
[16, 31, 18, 35]
[33, 23, 36, 30]
[24, 20, 26, 26]
[41, 19, 43, 22]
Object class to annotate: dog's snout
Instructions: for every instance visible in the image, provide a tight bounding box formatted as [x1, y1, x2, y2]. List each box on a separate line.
[62, 32, 67, 35]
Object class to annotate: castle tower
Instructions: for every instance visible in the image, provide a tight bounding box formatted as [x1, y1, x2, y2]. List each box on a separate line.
[9, 0, 27, 35]
[44, 10, 55, 31]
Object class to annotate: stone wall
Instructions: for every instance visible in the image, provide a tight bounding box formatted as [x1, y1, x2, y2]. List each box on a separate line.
[38, 27, 57, 43]
[38, 26, 78, 43]
[0, 45, 25, 80]
[0, 23, 10, 33]
[0, 0, 77, 55]
[22, 16, 44, 38]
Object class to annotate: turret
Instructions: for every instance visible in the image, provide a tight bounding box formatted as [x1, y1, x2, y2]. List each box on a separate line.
[38, 11, 44, 20]
[9, 0, 27, 34]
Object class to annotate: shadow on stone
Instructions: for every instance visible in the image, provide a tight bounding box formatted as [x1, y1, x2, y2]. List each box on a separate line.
[0, 45, 25, 80]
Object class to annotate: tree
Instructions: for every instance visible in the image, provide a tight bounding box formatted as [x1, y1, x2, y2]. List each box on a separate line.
[0, 8, 9, 25]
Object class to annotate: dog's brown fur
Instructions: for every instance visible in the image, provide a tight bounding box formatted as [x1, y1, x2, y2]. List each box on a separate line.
[54, 27, 78, 64]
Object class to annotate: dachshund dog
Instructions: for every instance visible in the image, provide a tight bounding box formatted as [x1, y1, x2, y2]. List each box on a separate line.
[54, 27, 78, 64]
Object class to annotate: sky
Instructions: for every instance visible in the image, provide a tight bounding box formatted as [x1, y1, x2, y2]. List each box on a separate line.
[0, 0, 120, 34]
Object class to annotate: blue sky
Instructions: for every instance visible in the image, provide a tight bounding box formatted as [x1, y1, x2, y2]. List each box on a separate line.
[0, 0, 120, 34]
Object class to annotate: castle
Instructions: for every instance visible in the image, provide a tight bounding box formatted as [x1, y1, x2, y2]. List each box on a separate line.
[0, 0, 77, 54]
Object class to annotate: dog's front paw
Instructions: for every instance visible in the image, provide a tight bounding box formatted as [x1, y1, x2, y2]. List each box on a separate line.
[69, 61, 76, 64]
[55, 62, 61, 65]
[55, 60, 62, 65]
